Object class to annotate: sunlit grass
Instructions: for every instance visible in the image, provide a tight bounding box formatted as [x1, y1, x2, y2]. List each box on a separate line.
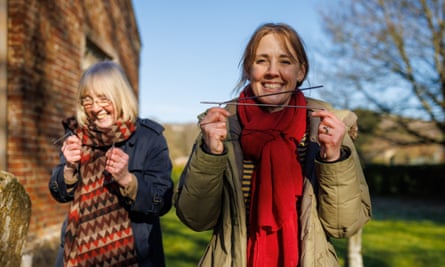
[161, 165, 212, 267]
[161, 210, 211, 267]
[162, 167, 445, 267]
[332, 219, 445, 267]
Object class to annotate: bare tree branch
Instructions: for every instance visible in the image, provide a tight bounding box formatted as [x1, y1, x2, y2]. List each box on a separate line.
[318, 0, 445, 146]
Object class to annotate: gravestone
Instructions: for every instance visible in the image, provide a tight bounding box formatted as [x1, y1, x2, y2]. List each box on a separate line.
[0, 170, 31, 267]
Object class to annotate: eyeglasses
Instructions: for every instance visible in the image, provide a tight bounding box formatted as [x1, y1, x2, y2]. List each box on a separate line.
[80, 96, 111, 109]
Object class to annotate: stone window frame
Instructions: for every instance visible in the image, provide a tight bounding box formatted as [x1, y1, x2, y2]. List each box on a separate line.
[81, 31, 118, 71]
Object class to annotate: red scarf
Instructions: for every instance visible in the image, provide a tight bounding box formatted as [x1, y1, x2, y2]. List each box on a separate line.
[238, 86, 306, 267]
[64, 119, 138, 267]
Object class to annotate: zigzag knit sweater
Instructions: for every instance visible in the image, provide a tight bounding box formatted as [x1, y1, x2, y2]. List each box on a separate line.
[64, 120, 138, 267]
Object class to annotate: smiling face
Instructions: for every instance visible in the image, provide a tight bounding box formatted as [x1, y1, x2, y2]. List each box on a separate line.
[248, 33, 306, 112]
[81, 91, 116, 131]
[76, 61, 138, 130]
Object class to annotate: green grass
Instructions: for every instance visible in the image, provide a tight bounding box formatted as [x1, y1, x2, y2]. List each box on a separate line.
[161, 166, 212, 266]
[163, 168, 445, 267]
[161, 210, 211, 267]
[333, 196, 445, 267]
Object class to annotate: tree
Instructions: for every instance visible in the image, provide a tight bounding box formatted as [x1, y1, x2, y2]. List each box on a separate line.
[318, 0, 445, 147]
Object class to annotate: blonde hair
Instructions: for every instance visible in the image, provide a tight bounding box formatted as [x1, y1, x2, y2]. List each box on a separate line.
[76, 61, 138, 127]
[235, 23, 309, 92]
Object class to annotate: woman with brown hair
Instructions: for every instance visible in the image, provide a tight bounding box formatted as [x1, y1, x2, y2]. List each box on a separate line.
[175, 23, 371, 267]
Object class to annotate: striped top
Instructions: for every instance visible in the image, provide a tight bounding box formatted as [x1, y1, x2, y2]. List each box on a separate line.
[241, 132, 309, 222]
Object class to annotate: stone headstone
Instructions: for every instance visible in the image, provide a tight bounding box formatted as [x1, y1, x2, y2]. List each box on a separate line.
[0, 170, 31, 267]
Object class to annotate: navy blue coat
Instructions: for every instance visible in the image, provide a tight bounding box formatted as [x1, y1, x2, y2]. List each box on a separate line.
[49, 118, 173, 267]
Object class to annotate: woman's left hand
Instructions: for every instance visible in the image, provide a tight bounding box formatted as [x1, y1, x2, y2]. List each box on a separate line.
[105, 147, 132, 186]
[311, 110, 346, 162]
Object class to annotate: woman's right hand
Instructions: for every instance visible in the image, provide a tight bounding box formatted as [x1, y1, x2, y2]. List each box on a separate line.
[199, 107, 230, 154]
[61, 135, 81, 168]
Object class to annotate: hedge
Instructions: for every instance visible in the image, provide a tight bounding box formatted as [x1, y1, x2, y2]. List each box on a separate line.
[363, 164, 445, 197]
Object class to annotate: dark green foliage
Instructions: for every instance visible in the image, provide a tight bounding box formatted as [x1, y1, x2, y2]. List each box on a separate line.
[364, 164, 445, 197]
[354, 109, 382, 134]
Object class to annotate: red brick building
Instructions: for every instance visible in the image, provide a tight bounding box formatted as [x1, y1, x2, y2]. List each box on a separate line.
[0, 0, 141, 255]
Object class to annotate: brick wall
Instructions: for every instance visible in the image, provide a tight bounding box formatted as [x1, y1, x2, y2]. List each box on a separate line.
[6, 0, 140, 250]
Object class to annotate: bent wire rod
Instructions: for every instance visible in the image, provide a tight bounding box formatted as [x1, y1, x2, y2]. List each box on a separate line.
[239, 85, 323, 102]
[202, 101, 324, 111]
[52, 128, 75, 145]
[52, 131, 71, 145]
[200, 85, 325, 111]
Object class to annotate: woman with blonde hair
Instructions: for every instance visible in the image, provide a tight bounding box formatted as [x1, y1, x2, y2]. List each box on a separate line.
[50, 61, 173, 267]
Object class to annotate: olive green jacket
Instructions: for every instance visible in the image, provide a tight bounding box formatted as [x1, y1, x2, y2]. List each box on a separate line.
[175, 98, 372, 267]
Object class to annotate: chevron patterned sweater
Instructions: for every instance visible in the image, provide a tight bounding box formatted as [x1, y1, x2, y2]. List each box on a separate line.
[64, 120, 138, 267]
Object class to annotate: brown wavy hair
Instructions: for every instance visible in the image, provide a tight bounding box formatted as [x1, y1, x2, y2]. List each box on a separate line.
[235, 23, 309, 92]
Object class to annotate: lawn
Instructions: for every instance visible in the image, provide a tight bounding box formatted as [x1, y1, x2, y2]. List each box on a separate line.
[332, 196, 445, 267]
[32, 167, 445, 267]
[162, 194, 445, 267]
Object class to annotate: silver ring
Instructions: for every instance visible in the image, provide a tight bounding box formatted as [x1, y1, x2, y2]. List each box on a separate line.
[323, 126, 329, 135]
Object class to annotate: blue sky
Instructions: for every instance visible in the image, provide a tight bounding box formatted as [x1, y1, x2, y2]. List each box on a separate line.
[132, 0, 330, 123]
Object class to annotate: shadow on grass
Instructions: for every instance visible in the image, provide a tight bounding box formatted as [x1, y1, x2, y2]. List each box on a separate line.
[371, 195, 445, 223]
